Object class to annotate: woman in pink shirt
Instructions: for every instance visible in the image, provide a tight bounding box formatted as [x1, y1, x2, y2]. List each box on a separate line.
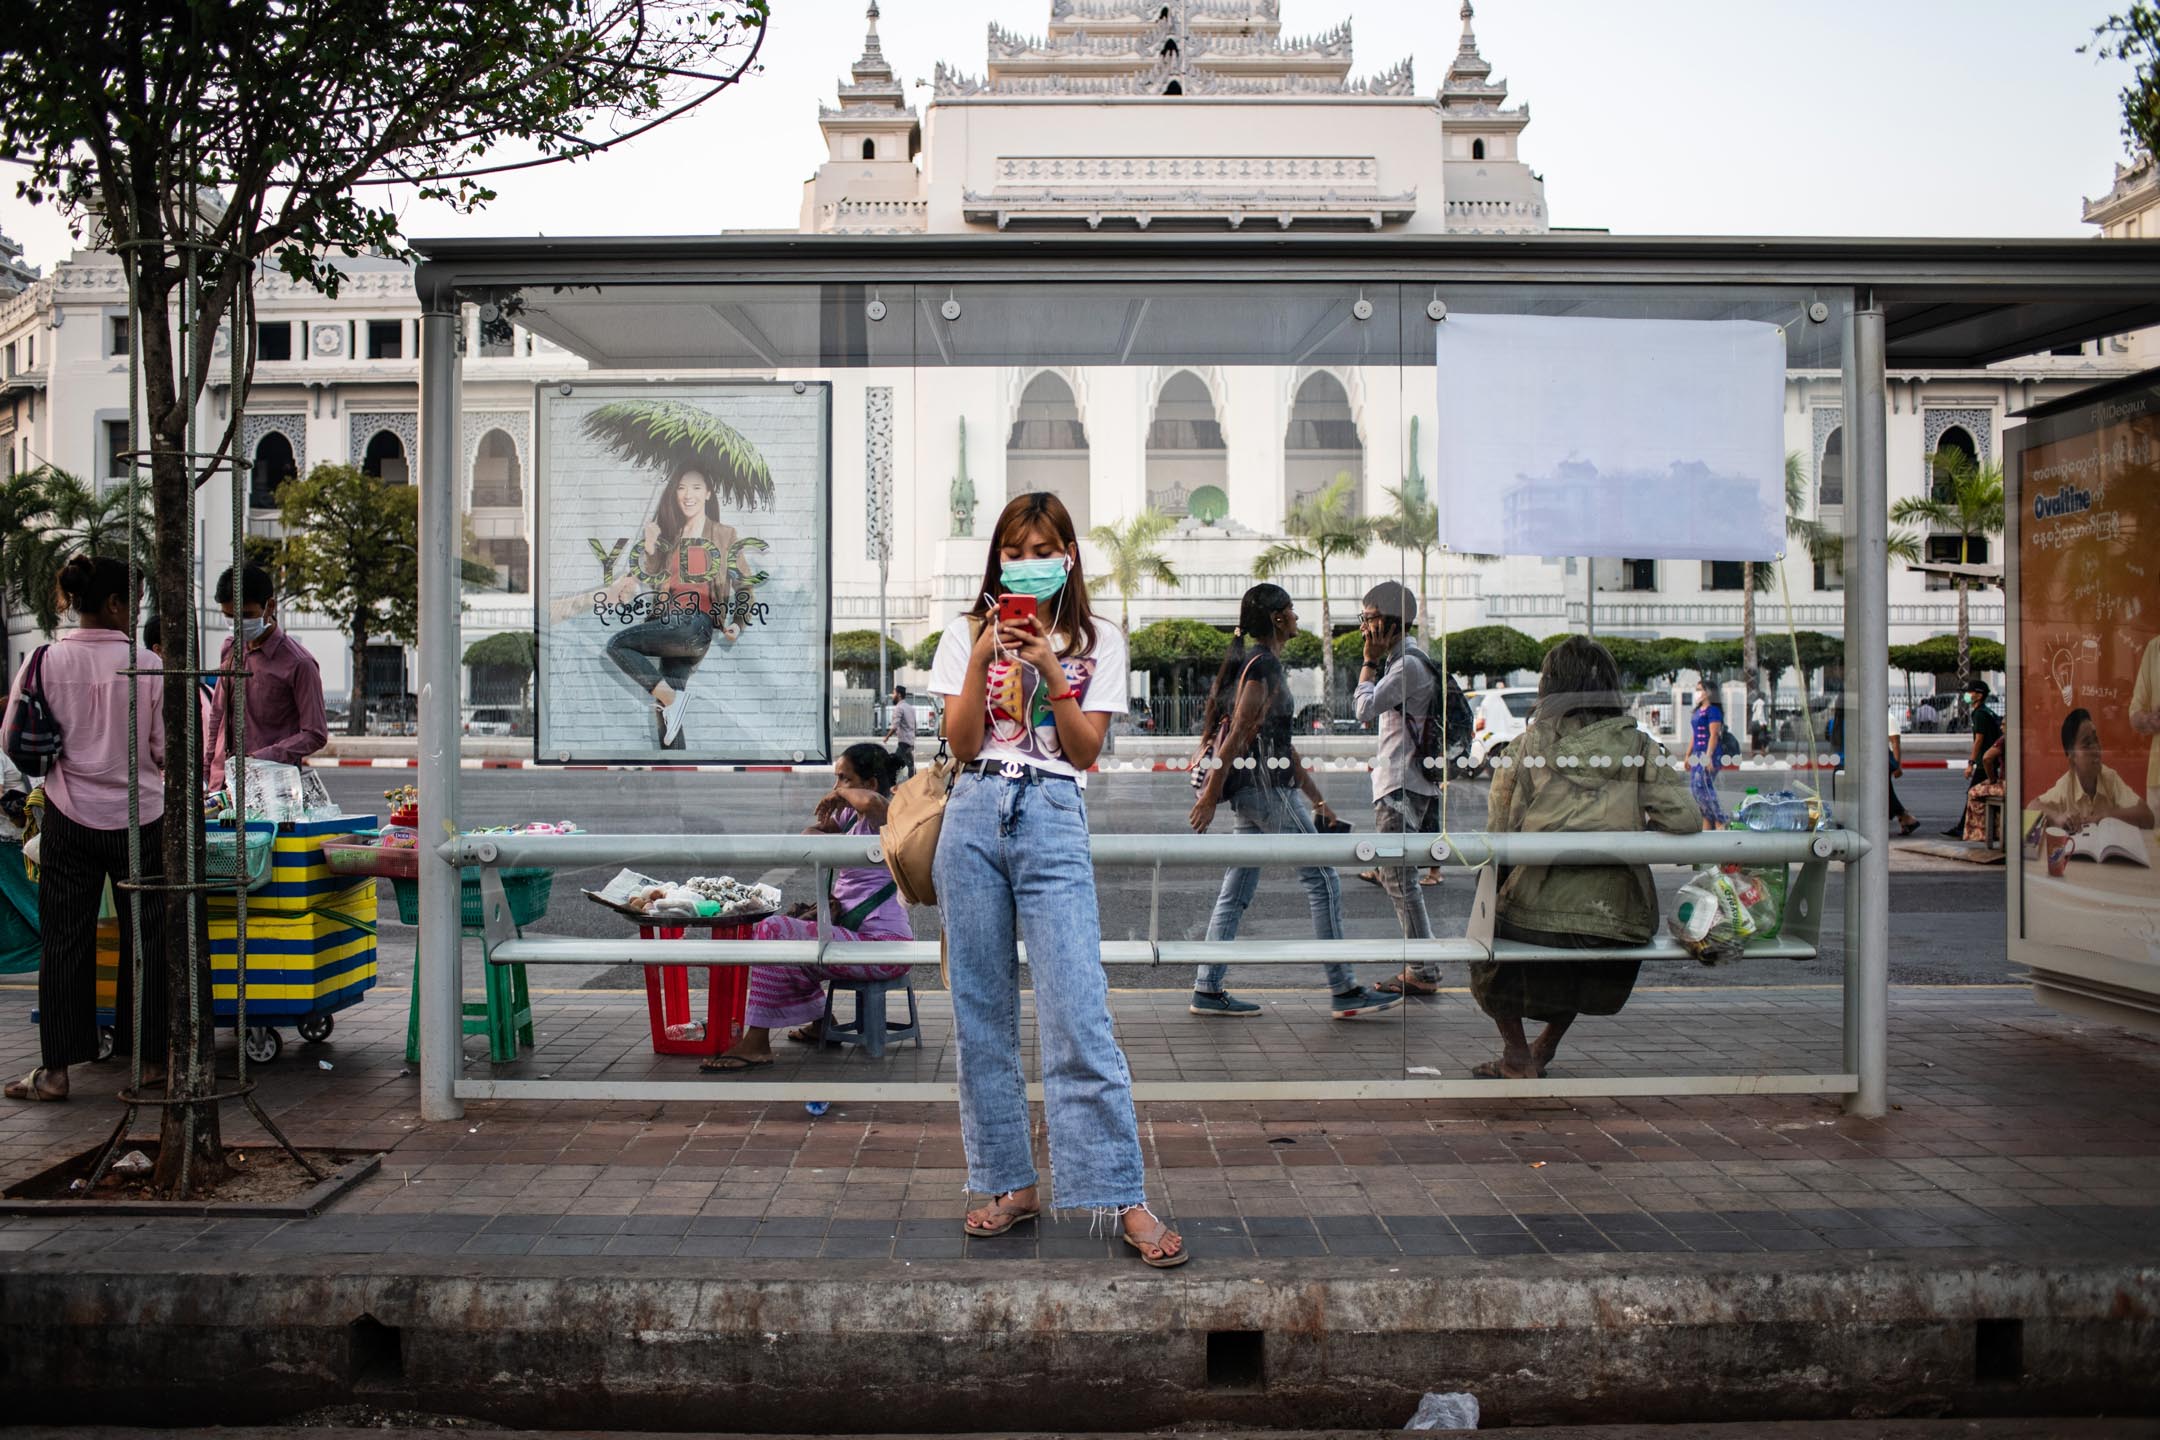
[3, 555, 167, 1102]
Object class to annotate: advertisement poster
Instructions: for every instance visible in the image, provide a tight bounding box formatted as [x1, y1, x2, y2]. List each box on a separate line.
[1433, 313, 1788, 560]
[2013, 372, 2160, 975]
[535, 382, 831, 764]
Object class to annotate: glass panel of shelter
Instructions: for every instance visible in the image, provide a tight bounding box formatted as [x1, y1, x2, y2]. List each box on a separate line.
[1390, 283, 1857, 1090]
[904, 281, 1414, 1093]
[454, 274, 1865, 1096]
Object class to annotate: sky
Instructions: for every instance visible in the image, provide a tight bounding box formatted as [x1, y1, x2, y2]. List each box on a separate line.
[0, 0, 2142, 270]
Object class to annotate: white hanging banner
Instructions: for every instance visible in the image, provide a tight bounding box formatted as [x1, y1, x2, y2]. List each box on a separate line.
[1433, 313, 1788, 561]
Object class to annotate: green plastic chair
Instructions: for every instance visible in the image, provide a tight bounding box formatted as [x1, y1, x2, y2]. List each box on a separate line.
[401, 869, 539, 1065]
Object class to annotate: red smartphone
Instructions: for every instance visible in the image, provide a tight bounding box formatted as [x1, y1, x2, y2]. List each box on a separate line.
[997, 593, 1038, 625]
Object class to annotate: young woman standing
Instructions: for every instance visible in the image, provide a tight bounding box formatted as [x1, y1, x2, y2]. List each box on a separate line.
[4, 556, 167, 1102]
[930, 492, 1185, 1267]
[1186, 582, 1401, 1021]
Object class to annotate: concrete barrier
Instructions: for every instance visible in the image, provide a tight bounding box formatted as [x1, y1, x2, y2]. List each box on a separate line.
[3, 1252, 2153, 1430]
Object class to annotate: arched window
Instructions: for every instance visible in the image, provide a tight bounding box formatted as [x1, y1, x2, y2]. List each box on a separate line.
[362, 429, 408, 485]
[1932, 424, 1977, 504]
[1145, 370, 1226, 519]
[250, 431, 296, 511]
[1471, 138, 1486, 160]
[1164, 80, 1182, 96]
[470, 428, 522, 509]
[1817, 426, 1843, 510]
[1283, 370, 1362, 516]
[860, 138, 876, 160]
[1006, 371, 1091, 531]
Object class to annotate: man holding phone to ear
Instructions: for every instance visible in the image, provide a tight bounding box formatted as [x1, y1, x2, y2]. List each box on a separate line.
[1355, 581, 1452, 997]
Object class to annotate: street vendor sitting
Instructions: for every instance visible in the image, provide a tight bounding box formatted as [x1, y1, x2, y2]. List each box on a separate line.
[701, 743, 914, 1074]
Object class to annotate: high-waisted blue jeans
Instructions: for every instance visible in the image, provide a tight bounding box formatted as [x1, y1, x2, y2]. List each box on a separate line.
[933, 769, 1146, 1212]
[1195, 783, 1356, 996]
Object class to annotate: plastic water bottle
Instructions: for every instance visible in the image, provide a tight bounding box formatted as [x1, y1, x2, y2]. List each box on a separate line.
[1739, 789, 1814, 832]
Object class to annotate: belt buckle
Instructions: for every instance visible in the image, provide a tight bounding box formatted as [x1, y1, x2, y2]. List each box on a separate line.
[998, 760, 1026, 780]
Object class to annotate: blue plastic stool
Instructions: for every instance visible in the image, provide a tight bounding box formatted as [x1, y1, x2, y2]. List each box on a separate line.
[820, 977, 921, 1059]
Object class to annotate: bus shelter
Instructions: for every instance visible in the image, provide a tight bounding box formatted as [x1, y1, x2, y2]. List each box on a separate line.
[404, 233, 2160, 1124]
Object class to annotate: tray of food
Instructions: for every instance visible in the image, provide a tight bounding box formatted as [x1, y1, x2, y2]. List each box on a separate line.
[584, 869, 781, 926]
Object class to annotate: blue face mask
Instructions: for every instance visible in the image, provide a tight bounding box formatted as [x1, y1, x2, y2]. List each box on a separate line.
[999, 554, 1071, 605]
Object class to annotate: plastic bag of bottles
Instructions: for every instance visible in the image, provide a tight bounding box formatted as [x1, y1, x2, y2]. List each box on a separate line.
[1669, 865, 1781, 964]
[1733, 788, 1826, 832]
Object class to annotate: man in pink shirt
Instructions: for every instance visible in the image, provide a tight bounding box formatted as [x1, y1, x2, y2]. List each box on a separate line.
[205, 563, 328, 784]
[4, 555, 167, 1102]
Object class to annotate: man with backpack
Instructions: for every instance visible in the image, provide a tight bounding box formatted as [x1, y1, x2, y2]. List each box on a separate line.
[1354, 581, 1472, 998]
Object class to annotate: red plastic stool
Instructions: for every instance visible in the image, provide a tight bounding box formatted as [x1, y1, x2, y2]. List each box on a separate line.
[642, 920, 752, 1056]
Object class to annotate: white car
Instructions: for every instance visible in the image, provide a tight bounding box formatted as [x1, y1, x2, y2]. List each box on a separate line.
[1465, 686, 1667, 774]
[1466, 687, 1540, 773]
[463, 706, 516, 737]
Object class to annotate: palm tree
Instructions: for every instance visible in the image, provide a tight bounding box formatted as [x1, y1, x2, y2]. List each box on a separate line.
[2, 465, 156, 634]
[1253, 472, 1371, 696]
[1739, 452, 1811, 704]
[1890, 450, 2006, 688]
[1369, 482, 1437, 647]
[0, 469, 51, 676]
[1087, 506, 1180, 634]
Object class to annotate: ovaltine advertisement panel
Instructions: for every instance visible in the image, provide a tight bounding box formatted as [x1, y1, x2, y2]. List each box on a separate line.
[2011, 372, 2160, 989]
[534, 382, 832, 764]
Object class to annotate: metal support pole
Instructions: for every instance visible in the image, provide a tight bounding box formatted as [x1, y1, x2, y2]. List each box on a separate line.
[1843, 297, 1890, 1117]
[417, 287, 464, 1121]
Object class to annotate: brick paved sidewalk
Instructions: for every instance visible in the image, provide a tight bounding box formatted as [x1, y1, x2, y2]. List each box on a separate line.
[2, 982, 2157, 1264]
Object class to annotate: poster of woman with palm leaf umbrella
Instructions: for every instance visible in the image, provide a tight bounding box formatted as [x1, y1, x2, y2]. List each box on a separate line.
[536, 383, 831, 762]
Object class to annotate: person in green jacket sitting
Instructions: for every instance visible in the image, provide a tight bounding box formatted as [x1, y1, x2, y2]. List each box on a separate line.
[1474, 636, 1703, 1080]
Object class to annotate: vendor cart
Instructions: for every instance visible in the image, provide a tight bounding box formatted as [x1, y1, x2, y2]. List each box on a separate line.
[206, 815, 380, 1063]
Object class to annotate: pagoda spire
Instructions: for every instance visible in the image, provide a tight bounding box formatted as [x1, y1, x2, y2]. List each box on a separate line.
[856, 2, 893, 82]
[1440, 0, 1505, 108]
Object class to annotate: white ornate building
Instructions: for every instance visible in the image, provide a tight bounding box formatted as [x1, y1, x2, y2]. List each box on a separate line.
[0, 253, 566, 710]
[2, 0, 2149, 710]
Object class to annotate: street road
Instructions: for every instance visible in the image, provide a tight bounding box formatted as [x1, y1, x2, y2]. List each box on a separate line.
[320, 762, 2009, 992]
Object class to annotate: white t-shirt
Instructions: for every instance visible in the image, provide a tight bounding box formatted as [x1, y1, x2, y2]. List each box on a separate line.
[930, 612, 1129, 787]
[1886, 706, 1906, 737]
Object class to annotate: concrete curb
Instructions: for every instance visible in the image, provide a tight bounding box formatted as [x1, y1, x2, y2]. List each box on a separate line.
[3, 1250, 2154, 1430]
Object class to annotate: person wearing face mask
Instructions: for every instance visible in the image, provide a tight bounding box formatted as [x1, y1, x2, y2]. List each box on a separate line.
[1186, 583, 1401, 1021]
[206, 562, 328, 783]
[929, 491, 1185, 1268]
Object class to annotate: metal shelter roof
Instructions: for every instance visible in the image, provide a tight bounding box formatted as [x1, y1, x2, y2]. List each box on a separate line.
[411, 232, 2160, 371]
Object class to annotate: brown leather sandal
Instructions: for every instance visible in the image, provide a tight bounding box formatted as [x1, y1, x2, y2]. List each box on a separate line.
[963, 1191, 1040, 1237]
[1120, 1206, 1189, 1268]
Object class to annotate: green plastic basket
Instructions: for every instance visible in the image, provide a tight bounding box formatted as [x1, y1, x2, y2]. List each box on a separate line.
[390, 867, 553, 930]
[203, 824, 276, 892]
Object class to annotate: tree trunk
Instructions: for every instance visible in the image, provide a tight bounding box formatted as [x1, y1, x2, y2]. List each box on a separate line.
[1955, 577, 1971, 690]
[349, 613, 368, 738]
[1317, 556, 1334, 702]
[1418, 548, 1431, 649]
[135, 263, 228, 1197]
[1741, 561, 1758, 704]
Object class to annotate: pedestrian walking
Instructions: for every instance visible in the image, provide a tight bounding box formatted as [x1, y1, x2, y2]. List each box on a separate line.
[206, 562, 327, 780]
[1186, 583, 1401, 1021]
[884, 684, 917, 778]
[1351, 580, 1470, 999]
[3, 555, 168, 1102]
[1471, 636, 1702, 1079]
[929, 491, 1184, 1267]
[1684, 684, 1727, 827]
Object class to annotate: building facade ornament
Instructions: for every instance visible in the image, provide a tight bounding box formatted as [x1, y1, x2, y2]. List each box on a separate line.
[460, 409, 531, 503]
[347, 410, 418, 466]
[237, 412, 307, 479]
[1922, 407, 1994, 464]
